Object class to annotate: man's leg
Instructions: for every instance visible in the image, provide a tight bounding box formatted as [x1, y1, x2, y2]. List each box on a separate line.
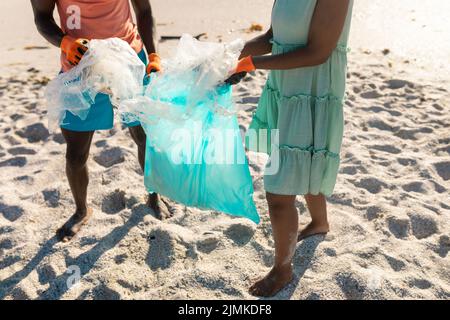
[128, 125, 172, 219]
[57, 128, 94, 242]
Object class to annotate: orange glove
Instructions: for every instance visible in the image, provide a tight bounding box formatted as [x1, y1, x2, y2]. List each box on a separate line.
[61, 36, 89, 66]
[146, 53, 162, 74]
[234, 56, 256, 74]
[225, 56, 256, 85]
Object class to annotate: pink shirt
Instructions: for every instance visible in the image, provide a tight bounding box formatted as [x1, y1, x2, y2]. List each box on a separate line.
[57, 0, 144, 71]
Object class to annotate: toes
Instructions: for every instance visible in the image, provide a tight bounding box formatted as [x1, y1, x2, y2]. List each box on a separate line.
[56, 227, 75, 242]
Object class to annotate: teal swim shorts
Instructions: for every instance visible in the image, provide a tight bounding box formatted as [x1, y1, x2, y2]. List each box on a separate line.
[60, 50, 148, 132]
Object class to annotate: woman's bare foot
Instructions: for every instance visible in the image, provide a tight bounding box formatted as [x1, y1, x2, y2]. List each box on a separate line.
[56, 208, 93, 242]
[249, 265, 293, 297]
[146, 193, 172, 220]
[297, 221, 329, 242]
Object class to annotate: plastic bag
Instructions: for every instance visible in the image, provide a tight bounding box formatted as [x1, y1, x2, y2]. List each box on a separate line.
[129, 35, 260, 223]
[44, 34, 259, 223]
[45, 38, 145, 132]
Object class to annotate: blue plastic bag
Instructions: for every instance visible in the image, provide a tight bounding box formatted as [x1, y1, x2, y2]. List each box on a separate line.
[122, 34, 260, 223]
[143, 85, 260, 223]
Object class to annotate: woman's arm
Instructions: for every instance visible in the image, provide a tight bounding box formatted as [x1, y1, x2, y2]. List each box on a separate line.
[31, 0, 65, 47]
[239, 27, 273, 59]
[131, 0, 157, 55]
[252, 0, 350, 70]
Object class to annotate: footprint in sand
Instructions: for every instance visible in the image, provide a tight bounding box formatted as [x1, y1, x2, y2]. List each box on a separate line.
[0, 255, 21, 269]
[408, 212, 439, 240]
[385, 79, 414, 90]
[340, 166, 358, 175]
[52, 133, 66, 144]
[367, 118, 397, 132]
[36, 264, 57, 285]
[114, 253, 128, 265]
[197, 232, 222, 253]
[335, 271, 368, 300]
[0, 239, 15, 250]
[387, 216, 411, 239]
[354, 177, 388, 194]
[94, 147, 126, 168]
[394, 127, 433, 140]
[90, 283, 121, 300]
[101, 189, 126, 214]
[397, 158, 417, 166]
[0, 202, 24, 222]
[367, 105, 402, 117]
[435, 235, 449, 258]
[371, 144, 401, 155]
[361, 89, 383, 99]
[7, 146, 37, 156]
[240, 96, 260, 104]
[401, 181, 426, 193]
[408, 278, 432, 290]
[146, 228, 179, 270]
[0, 156, 27, 167]
[223, 221, 256, 246]
[42, 188, 60, 208]
[366, 206, 383, 221]
[383, 254, 406, 272]
[433, 161, 450, 181]
[15, 123, 49, 143]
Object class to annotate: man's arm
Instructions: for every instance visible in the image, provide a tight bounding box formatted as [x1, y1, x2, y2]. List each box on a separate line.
[31, 0, 65, 47]
[131, 0, 157, 55]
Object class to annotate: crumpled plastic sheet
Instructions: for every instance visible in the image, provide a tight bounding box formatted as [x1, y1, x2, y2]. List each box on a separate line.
[118, 34, 246, 125]
[45, 38, 145, 132]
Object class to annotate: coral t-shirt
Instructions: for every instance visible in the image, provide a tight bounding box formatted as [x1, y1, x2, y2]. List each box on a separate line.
[57, 0, 144, 71]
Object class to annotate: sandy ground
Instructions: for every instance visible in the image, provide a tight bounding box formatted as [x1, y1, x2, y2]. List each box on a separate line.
[0, 0, 449, 300]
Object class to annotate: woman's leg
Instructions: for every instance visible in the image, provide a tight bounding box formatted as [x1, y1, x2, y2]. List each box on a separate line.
[249, 192, 298, 297]
[298, 193, 329, 241]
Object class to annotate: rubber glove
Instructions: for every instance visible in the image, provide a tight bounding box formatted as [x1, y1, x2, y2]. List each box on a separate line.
[147, 53, 162, 75]
[225, 56, 256, 85]
[61, 36, 89, 66]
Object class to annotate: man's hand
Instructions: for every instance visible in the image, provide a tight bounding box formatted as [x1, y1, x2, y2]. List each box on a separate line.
[146, 53, 162, 75]
[61, 36, 89, 66]
[225, 56, 256, 85]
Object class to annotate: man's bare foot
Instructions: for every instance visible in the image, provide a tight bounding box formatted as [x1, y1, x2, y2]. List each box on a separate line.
[249, 265, 293, 297]
[146, 193, 172, 220]
[56, 208, 93, 242]
[297, 221, 329, 242]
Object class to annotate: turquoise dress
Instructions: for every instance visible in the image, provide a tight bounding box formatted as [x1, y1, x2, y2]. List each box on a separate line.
[248, 0, 353, 196]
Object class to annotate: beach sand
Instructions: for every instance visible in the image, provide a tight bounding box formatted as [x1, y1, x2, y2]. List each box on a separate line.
[0, 0, 449, 300]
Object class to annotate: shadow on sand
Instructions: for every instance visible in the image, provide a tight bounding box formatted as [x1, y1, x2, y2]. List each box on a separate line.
[0, 204, 150, 300]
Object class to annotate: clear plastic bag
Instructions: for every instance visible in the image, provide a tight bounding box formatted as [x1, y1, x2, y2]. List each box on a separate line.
[45, 38, 145, 132]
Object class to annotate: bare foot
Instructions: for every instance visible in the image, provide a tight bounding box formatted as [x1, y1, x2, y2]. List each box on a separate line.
[56, 208, 93, 242]
[146, 193, 172, 220]
[297, 221, 329, 242]
[249, 265, 293, 297]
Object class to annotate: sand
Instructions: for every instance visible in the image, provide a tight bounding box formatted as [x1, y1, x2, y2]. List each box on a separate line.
[0, 0, 449, 300]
